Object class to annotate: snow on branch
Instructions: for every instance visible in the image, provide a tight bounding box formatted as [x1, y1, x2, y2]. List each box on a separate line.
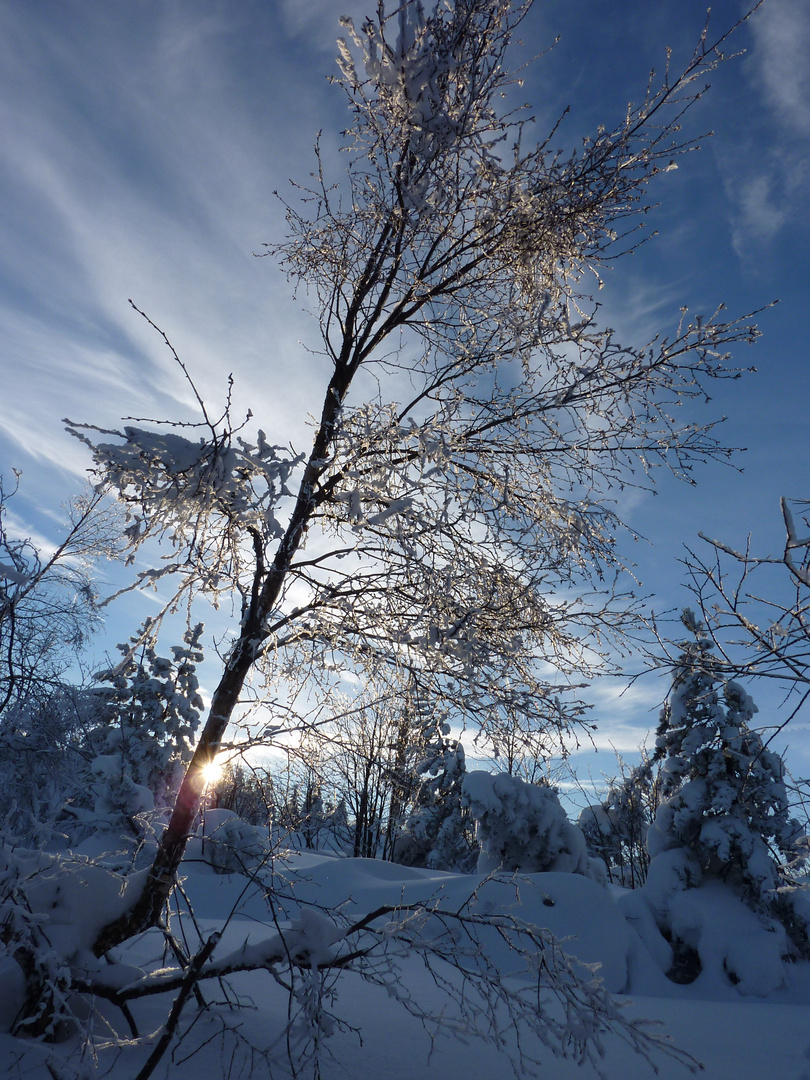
[64, 412, 304, 612]
[66, 422, 300, 544]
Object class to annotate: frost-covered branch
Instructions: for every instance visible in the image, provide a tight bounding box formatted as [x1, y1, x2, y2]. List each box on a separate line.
[0, 476, 122, 716]
[677, 498, 810, 700]
[81, 893, 699, 1079]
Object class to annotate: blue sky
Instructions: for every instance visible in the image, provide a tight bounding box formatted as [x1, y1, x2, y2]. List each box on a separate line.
[1, 0, 808, 788]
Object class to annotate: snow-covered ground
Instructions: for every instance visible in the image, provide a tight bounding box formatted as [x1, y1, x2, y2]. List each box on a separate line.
[4, 842, 810, 1080]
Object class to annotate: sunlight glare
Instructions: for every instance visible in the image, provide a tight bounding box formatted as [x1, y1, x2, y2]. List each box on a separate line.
[201, 758, 224, 788]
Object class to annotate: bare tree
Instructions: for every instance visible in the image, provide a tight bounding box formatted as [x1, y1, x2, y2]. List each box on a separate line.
[61, 0, 762, 964]
[579, 752, 662, 888]
[0, 474, 121, 717]
[682, 497, 810, 732]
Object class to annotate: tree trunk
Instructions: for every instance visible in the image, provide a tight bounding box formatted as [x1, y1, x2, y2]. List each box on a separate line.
[92, 364, 352, 955]
[92, 643, 255, 955]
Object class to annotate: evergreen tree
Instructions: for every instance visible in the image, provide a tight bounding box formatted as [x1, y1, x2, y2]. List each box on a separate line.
[646, 610, 809, 957]
[84, 621, 204, 829]
[394, 709, 476, 872]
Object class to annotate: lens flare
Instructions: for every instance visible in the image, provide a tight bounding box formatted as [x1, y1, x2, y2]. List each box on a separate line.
[200, 758, 224, 787]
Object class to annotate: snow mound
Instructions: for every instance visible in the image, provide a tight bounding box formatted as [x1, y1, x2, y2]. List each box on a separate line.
[233, 853, 637, 993]
[668, 881, 791, 997]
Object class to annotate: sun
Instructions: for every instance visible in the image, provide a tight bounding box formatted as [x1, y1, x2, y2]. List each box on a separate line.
[200, 758, 224, 788]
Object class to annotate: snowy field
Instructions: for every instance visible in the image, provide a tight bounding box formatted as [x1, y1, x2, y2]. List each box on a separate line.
[4, 842, 810, 1080]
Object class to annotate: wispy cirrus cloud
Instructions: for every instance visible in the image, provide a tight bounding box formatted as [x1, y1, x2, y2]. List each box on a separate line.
[723, 0, 810, 254]
[749, 0, 810, 136]
[280, 0, 381, 51]
[0, 0, 333, 489]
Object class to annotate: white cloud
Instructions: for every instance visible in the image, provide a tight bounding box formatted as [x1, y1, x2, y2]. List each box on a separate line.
[1, 506, 61, 560]
[749, 0, 810, 137]
[723, 0, 810, 252]
[730, 173, 788, 254]
[280, 0, 375, 52]
[0, 1, 335, 480]
[570, 677, 664, 753]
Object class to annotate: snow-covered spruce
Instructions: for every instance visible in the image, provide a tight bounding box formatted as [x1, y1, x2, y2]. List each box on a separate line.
[80, 622, 205, 832]
[578, 756, 660, 888]
[637, 611, 810, 984]
[394, 710, 477, 871]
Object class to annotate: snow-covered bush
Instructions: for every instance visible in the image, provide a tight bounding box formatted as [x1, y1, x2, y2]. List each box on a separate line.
[0, 844, 138, 1038]
[0, 478, 121, 843]
[0, 478, 116, 722]
[462, 770, 604, 880]
[0, 686, 98, 844]
[199, 809, 268, 875]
